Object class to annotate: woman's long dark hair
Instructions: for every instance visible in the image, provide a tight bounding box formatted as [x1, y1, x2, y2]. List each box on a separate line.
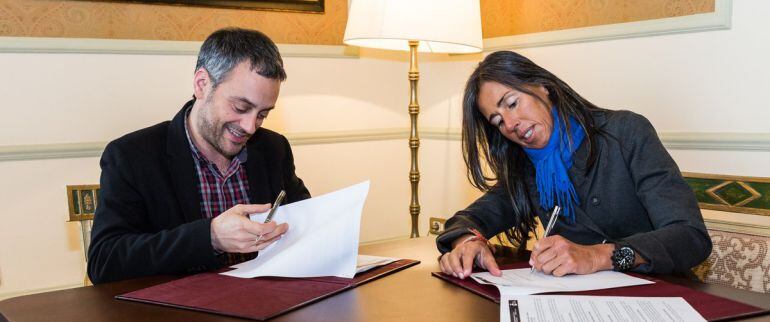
[462, 51, 602, 249]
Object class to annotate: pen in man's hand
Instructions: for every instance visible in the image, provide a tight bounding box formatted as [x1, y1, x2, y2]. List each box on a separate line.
[530, 205, 561, 273]
[255, 190, 286, 243]
[264, 190, 286, 224]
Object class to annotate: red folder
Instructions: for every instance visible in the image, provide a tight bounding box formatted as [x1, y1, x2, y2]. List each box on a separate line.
[432, 262, 769, 322]
[117, 259, 419, 321]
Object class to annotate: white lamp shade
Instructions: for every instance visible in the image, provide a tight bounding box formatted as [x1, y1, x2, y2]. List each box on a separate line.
[343, 0, 483, 54]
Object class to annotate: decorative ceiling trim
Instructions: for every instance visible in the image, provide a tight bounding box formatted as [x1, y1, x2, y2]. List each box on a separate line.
[0, 37, 358, 58]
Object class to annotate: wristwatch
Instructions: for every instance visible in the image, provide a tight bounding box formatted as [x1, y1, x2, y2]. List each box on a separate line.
[611, 243, 636, 272]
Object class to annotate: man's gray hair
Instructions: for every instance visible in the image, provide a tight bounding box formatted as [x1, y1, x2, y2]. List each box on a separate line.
[195, 27, 286, 89]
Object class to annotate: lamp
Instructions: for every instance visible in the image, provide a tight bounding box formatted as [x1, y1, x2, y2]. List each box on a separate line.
[343, 0, 483, 237]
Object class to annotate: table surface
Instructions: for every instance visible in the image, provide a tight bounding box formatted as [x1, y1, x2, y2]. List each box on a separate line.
[1, 236, 769, 322]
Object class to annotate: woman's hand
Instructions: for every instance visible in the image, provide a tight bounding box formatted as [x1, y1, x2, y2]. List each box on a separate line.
[529, 235, 614, 276]
[439, 234, 501, 279]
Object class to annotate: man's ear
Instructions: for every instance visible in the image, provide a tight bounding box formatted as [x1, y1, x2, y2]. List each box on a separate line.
[193, 68, 211, 100]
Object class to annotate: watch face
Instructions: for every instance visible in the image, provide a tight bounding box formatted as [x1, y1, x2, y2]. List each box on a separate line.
[612, 246, 635, 271]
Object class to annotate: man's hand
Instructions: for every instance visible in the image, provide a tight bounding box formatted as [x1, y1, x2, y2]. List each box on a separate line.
[439, 234, 501, 279]
[210, 204, 289, 253]
[529, 235, 614, 276]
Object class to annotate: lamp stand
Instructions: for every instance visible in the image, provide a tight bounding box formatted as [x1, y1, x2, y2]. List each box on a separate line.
[408, 40, 420, 238]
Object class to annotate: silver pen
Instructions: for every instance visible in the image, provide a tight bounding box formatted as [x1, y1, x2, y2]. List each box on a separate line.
[264, 190, 286, 224]
[530, 205, 561, 273]
[255, 190, 286, 243]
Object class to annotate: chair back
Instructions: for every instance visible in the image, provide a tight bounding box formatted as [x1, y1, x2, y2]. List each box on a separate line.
[692, 228, 770, 294]
[66, 184, 100, 286]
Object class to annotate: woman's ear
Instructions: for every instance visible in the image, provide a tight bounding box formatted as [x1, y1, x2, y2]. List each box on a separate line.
[534, 85, 553, 107]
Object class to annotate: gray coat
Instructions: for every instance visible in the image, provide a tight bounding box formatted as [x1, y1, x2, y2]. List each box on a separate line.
[437, 109, 712, 274]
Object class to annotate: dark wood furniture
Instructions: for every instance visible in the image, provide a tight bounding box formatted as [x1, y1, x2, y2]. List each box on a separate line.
[1, 236, 769, 321]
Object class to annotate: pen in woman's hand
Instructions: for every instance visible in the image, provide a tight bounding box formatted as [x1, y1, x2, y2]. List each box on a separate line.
[530, 205, 561, 273]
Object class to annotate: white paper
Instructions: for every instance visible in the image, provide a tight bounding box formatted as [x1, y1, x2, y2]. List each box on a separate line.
[471, 268, 653, 296]
[501, 295, 705, 322]
[356, 255, 397, 274]
[221, 181, 370, 279]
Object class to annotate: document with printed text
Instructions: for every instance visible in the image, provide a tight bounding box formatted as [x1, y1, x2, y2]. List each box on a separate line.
[501, 295, 705, 322]
[471, 268, 653, 296]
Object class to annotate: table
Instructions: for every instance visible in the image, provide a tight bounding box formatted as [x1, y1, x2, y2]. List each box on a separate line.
[1, 236, 769, 321]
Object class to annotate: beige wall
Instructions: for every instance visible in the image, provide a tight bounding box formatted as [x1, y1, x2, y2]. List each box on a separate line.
[1, 0, 768, 301]
[0, 49, 483, 298]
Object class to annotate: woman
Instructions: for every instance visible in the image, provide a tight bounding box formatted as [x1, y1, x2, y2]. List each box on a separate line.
[437, 51, 711, 279]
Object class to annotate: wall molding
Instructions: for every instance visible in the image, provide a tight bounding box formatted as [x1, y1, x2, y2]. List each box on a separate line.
[1, 129, 768, 162]
[427, 129, 770, 151]
[0, 37, 359, 58]
[421, 127, 461, 141]
[483, 0, 732, 50]
[0, 142, 107, 162]
[288, 128, 407, 145]
[659, 132, 770, 151]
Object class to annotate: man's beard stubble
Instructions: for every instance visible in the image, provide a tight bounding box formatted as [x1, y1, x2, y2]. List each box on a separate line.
[196, 104, 238, 159]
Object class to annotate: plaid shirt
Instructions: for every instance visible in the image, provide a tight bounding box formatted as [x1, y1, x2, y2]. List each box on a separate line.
[185, 112, 256, 266]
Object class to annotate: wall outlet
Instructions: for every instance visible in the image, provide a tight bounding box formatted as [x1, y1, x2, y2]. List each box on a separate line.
[428, 217, 447, 235]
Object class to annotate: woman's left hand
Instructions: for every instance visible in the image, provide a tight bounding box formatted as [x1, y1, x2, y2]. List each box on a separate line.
[529, 235, 614, 276]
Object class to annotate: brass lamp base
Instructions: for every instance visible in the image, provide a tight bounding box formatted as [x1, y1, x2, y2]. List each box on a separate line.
[408, 40, 420, 238]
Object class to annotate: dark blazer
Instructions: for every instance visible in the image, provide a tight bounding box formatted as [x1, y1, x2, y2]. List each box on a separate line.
[88, 100, 310, 284]
[437, 109, 712, 274]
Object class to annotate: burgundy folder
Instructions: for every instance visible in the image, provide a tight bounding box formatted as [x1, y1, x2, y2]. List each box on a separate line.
[117, 259, 419, 321]
[432, 262, 770, 322]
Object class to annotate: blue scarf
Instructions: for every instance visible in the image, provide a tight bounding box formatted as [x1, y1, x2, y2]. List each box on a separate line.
[523, 108, 585, 222]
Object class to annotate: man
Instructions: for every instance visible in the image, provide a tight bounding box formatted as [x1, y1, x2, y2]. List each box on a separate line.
[88, 28, 310, 284]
